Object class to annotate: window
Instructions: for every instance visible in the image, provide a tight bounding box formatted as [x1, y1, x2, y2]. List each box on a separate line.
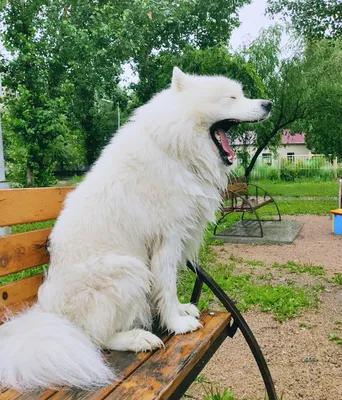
[262, 153, 272, 165]
[287, 152, 295, 163]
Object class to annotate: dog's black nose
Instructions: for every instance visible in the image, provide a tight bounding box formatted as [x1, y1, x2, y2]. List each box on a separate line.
[261, 101, 272, 112]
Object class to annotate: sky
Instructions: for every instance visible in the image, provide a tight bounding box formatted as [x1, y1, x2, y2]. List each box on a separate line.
[230, 0, 279, 49]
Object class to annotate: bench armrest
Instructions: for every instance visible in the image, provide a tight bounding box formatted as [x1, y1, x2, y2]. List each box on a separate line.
[187, 261, 277, 400]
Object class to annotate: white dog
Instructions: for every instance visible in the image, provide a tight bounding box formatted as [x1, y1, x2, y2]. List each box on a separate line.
[0, 68, 271, 391]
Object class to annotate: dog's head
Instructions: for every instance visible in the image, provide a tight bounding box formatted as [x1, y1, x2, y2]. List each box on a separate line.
[172, 67, 272, 166]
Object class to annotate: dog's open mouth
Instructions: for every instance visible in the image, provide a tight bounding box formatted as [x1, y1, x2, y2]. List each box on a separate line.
[210, 119, 239, 166]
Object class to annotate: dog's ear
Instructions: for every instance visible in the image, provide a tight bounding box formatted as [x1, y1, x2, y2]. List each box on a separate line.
[172, 67, 187, 92]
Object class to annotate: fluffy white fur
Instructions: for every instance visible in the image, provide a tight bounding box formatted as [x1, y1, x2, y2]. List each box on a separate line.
[0, 67, 270, 391]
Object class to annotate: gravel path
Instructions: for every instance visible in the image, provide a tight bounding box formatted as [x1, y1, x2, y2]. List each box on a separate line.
[188, 215, 342, 400]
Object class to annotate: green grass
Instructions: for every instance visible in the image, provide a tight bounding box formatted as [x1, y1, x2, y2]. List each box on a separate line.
[273, 261, 326, 277]
[194, 374, 211, 384]
[178, 244, 323, 322]
[0, 265, 46, 286]
[56, 175, 84, 186]
[11, 220, 55, 234]
[246, 260, 265, 267]
[274, 200, 335, 215]
[328, 333, 342, 346]
[299, 322, 312, 329]
[250, 180, 339, 198]
[0, 220, 54, 286]
[203, 388, 237, 400]
[331, 273, 342, 286]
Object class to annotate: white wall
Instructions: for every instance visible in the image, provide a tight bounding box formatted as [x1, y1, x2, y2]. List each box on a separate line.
[278, 144, 310, 158]
[232, 144, 312, 166]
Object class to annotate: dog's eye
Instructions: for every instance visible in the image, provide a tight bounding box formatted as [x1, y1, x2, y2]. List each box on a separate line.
[230, 96, 236, 100]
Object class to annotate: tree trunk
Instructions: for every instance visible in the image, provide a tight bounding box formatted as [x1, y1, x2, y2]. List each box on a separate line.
[244, 126, 281, 180]
[26, 167, 33, 186]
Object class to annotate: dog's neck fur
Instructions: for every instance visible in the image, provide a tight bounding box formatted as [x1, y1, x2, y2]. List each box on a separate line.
[130, 89, 229, 189]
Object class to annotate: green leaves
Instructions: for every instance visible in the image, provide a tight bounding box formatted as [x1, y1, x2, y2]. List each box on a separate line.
[267, 0, 342, 40]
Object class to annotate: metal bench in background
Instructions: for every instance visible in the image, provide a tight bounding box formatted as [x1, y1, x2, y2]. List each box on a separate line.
[214, 177, 281, 238]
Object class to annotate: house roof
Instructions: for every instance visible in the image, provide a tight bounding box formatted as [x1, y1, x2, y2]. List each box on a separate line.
[282, 131, 305, 145]
[231, 131, 306, 146]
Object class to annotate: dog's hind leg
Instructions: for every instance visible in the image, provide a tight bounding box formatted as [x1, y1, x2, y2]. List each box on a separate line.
[39, 254, 154, 347]
[151, 237, 201, 335]
[104, 329, 164, 352]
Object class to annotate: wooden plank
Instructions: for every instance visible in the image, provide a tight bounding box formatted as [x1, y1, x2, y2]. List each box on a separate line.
[0, 187, 74, 227]
[0, 389, 55, 400]
[227, 183, 248, 192]
[0, 313, 230, 400]
[0, 347, 163, 400]
[0, 389, 56, 400]
[0, 275, 44, 320]
[47, 335, 172, 400]
[0, 229, 51, 277]
[0, 390, 23, 400]
[107, 311, 231, 400]
[0, 296, 37, 324]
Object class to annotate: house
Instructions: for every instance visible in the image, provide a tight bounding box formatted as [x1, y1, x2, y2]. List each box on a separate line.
[231, 131, 312, 166]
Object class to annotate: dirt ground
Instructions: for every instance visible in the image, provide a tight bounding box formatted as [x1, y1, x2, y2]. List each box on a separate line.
[188, 215, 342, 400]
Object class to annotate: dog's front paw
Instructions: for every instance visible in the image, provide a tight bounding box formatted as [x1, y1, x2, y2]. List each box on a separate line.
[178, 303, 200, 318]
[167, 315, 202, 335]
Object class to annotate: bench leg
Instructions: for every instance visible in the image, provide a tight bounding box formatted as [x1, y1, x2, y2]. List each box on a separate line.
[187, 261, 278, 400]
[213, 211, 230, 236]
[273, 199, 282, 221]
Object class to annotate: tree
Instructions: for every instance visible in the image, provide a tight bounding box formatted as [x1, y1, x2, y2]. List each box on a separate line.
[126, 0, 252, 104]
[0, 0, 130, 183]
[128, 27, 312, 180]
[143, 45, 265, 99]
[297, 39, 342, 159]
[1, 0, 253, 185]
[240, 29, 342, 176]
[238, 27, 309, 178]
[267, 0, 342, 39]
[0, 0, 77, 186]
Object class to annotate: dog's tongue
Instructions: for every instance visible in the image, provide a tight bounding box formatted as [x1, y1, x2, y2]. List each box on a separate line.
[218, 129, 235, 160]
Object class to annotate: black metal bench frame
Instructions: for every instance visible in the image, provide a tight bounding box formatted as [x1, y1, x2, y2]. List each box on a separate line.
[181, 261, 278, 400]
[213, 182, 281, 238]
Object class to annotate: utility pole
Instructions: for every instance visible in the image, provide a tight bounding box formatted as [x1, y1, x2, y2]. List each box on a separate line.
[0, 73, 11, 236]
[117, 102, 120, 130]
[0, 73, 5, 183]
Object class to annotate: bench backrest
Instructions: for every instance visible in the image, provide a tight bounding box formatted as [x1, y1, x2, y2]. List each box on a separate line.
[0, 187, 74, 323]
[221, 177, 248, 201]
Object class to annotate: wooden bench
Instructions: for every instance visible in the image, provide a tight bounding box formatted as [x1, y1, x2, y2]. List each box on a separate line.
[0, 187, 277, 400]
[214, 177, 281, 238]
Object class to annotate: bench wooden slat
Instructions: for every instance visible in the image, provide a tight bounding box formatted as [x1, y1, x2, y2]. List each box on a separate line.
[107, 311, 230, 400]
[0, 296, 37, 324]
[0, 187, 74, 227]
[222, 198, 274, 212]
[0, 336, 173, 400]
[0, 312, 230, 400]
[0, 275, 44, 322]
[0, 389, 55, 400]
[47, 336, 173, 400]
[0, 229, 51, 277]
[228, 183, 248, 192]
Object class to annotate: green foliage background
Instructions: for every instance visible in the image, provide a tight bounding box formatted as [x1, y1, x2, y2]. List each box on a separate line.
[0, 1, 341, 186]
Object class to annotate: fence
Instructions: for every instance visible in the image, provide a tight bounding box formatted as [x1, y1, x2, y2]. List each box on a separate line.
[231, 154, 341, 181]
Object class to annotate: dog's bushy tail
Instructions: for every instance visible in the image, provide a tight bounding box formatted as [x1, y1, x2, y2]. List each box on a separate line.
[0, 306, 115, 392]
